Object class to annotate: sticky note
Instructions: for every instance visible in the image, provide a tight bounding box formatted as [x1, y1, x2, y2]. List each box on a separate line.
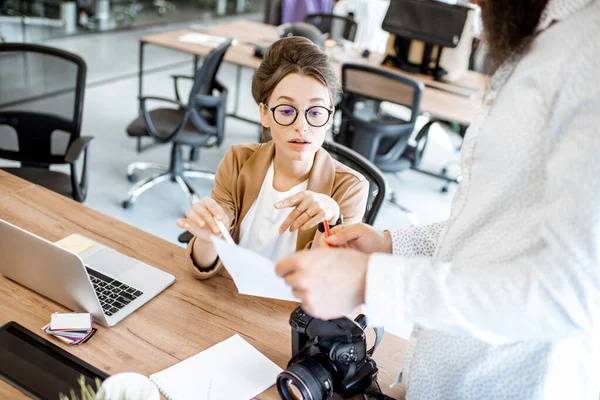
[54, 234, 94, 255]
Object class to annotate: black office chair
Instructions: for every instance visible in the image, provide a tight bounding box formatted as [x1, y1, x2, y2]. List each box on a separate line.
[122, 39, 231, 209]
[320, 140, 386, 225]
[176, 140, 388, 244]
[304, 13, 358, 42]
[334, 63, 426, 225]
[276, 22, 326, 48]
[0, 43, 93, 202]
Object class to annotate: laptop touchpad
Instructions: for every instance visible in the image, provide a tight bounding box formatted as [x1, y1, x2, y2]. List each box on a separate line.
[84, 249, 138, 278]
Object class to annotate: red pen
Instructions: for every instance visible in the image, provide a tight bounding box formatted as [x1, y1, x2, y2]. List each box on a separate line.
[323, 220, 332, 248]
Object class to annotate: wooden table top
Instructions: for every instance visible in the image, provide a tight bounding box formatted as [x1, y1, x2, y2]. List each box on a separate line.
[0, 172, 407, 400]
[141, 20, 487, 126]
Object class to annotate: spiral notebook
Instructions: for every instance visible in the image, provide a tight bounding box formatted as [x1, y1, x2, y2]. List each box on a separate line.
[149, 334, 282, 400]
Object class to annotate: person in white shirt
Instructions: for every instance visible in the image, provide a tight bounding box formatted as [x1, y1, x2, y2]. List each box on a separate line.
[276, 0, 600, 398]
[177, 37, 368, 279]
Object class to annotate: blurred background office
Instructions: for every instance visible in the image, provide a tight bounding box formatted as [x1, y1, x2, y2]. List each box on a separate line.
[0, 0, 487, 246]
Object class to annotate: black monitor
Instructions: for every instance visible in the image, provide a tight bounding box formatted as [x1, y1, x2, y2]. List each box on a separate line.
[381, 0, 470, 80]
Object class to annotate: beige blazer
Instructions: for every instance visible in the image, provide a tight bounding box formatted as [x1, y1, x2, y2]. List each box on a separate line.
[185, 141, 369, 279]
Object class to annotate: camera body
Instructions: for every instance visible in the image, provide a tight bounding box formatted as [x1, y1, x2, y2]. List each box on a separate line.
[277, 306, 379, 400]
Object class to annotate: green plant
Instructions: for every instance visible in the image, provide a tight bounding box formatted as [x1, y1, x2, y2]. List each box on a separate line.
[59, 375, 104, 400]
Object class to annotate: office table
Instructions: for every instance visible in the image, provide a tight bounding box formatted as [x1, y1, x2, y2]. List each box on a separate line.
[139, 20, 488, 128]
[0, 170, 408, 400]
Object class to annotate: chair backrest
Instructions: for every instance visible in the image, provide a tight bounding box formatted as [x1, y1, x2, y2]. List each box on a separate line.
[321, 140, 387, 225]
[304, 13, 358, 42]
[336, 63, 423, 162]
[277, 22, 326, 48]
[0, 43, 86, 166]
[186, 39, 232, 141]
[187, 40, 231, 102]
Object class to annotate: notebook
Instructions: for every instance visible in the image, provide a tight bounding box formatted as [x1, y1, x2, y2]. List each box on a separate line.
[149, 334, 282, 400]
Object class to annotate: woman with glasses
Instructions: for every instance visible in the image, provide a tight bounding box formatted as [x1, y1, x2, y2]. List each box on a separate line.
[177, 36, 369, 279]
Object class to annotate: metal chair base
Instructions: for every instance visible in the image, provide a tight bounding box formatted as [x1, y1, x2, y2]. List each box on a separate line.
[122, 163, 215, 209]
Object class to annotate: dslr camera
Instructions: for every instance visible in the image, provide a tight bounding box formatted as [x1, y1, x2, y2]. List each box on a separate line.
[277, 306, 388, 400]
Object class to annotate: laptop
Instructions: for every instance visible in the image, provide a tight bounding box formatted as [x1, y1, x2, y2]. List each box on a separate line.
[0, 219, 175, 327]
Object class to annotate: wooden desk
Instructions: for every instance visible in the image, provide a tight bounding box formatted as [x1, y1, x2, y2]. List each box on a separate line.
[0, 170, 34, 200]
[140, 20, 487, 126]
[0, 173, 407, 400]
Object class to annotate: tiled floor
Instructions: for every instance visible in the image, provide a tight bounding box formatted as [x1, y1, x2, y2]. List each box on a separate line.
[0, 16, 460, 246]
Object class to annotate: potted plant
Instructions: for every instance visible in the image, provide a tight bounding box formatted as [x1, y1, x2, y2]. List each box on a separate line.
[60, 373, 159, 400]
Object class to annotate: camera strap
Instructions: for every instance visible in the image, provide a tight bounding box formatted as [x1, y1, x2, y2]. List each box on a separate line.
[367, 326, 385, 357]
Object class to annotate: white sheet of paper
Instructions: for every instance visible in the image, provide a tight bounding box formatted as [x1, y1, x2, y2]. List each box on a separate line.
[50, 312, 92, 331]
[150, 334, 282, 400]
[177, 33, 228, 48]
[211, 237, 298, 302]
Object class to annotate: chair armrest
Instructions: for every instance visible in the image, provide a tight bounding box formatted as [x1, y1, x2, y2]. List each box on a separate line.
[194, 82, 228, 108]
[139, 96, 190, 143]
[171, 75, 194, 102]
[66, 136, 94, 202]
[409, 119, 439, 167]
[139, 96, 187, 109]
[65, 136, 94, 163]
[171, 74, 193, 80]
[213, 80, 226, 94]
[194, 93, 226, 108]
[178, 230, 194, 243]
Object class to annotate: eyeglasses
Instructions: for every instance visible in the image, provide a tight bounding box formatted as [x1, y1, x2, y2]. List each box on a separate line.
[265, 104, 334, 128]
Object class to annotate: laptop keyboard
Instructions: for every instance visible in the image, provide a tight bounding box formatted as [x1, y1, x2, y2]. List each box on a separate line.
[85, 267, 144, 317]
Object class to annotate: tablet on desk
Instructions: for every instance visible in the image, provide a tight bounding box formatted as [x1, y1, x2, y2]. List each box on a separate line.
[0, 321, 109, 400]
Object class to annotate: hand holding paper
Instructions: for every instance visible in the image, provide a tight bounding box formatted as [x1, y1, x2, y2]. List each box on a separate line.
[177, 197, 230, 242]
[210, 237, 298, 302]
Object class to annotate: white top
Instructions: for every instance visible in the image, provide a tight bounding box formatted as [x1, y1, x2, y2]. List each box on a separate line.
[238, 162, 308, 262]
[365, 0, 600, 399]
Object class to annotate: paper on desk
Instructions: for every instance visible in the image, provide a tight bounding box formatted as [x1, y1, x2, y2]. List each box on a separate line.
[54, 234, 94, 255]
[211, 237, 298, 302]
[178, 33, 229, 48]
[150, 334, 282, 400]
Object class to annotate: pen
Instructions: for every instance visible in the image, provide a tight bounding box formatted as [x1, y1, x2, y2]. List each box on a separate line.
[215, 218, 236, 246]
[323, 220, 332, 248]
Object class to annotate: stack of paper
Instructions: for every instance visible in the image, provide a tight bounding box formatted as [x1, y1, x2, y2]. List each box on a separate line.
[42, 312, 96, 345]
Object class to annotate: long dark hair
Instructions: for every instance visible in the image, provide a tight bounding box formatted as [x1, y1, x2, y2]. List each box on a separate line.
[480, 0, 549, 71]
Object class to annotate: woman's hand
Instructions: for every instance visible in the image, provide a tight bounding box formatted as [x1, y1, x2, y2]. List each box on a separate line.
[276, 248, 370, 319]
[317, 223, 393, 254]
[275, 190, 340, 233]
[176, 197, 230, 242]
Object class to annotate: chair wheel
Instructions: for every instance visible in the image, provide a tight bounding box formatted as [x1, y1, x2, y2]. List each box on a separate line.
[441, 186, 449, 193]
[127, 173, 138, 183]
[441, 168, 447, 175]
[122, 200, 132, 209]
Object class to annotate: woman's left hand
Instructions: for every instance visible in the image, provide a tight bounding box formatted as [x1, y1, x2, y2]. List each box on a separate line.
[275, 190, 340, 233]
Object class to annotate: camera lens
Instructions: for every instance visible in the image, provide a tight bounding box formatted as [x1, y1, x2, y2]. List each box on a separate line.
[286, 381, 304, 400]
[277, 357, 334, 400]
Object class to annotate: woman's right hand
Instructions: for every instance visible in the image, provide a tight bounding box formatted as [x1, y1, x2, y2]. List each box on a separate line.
[318, 223, 393, 254]
[176, 197, 229, 243]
